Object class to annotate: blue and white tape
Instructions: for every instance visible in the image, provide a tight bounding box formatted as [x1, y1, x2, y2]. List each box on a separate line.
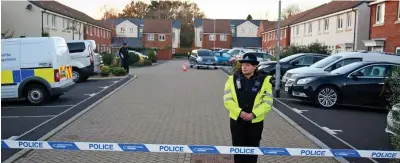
[2, 140, 399, 159]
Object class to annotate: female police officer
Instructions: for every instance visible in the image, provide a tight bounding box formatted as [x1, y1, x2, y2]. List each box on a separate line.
[223, 53, 274, 163]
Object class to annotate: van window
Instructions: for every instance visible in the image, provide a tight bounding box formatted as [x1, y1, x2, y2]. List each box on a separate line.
[311, 55, 343, 68]
[67, 42, 86, 53]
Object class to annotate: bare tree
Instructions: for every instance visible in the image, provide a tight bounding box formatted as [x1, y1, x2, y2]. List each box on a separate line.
[100, 5, 121, 20]
[282, 4, 301, 20]
[2, 30, 15, 39]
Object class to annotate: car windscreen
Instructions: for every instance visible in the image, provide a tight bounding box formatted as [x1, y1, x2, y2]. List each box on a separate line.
[279, 53, 304, 62]
[310, 55, 343, 68]
[330, 62, 364, 74]
[67, 42, 86, 53]
[198, 50, 213, 56]
[254, 53, 266, 58]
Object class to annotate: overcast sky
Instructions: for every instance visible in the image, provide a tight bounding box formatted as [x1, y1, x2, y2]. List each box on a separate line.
[57, 0, 331, 20]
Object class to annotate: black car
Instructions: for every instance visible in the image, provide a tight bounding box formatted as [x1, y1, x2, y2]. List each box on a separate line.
[258, 53, 327, 76]
[288, 61, 400, 109]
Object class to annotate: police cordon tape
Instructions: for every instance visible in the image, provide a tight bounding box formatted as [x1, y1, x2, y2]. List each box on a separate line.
[2, 140, 399, 159]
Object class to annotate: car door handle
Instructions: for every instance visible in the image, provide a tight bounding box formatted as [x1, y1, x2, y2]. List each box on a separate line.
[378, 82, 385, 85]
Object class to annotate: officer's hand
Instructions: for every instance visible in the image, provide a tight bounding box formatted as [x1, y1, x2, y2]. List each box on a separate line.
[243, 113, 255, 121]
[240, 111, 249, 119]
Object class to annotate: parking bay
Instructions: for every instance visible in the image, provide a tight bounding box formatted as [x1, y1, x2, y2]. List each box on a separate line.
[1, 76, 133, 162]
[275, 92, 392, 163]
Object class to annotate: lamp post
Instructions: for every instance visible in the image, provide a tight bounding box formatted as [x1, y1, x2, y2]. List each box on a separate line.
[213, 19, 216, 50]
[275, 0, 282, 98]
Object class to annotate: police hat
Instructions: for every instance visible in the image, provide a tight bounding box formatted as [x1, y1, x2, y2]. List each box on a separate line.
[123, 42, 128, 46]
[239, 53, 259, 65]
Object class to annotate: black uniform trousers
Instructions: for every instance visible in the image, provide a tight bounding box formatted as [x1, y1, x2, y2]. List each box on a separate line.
[230, 118, 264, 163]
[122, 59, 129, 73]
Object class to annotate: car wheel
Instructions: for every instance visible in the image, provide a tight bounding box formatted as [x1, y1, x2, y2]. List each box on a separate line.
[190, 64, 193, 68]
[214, 66, 218, 69]
[314, 86, 339, 108]
[24, 84, 49, 105]
[72, 68, 83, 83]
[196, 66, 200, 69]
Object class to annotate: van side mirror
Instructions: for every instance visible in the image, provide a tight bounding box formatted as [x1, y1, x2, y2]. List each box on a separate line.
[351, 71, 363, 78]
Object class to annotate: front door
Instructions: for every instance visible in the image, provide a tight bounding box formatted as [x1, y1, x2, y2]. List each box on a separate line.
[342, 64, 390, 106]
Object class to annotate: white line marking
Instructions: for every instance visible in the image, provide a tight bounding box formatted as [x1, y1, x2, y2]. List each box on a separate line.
[2, 115, 56, 118]
[99, 86, 109, 89]
[84, 93, 97, 97]
[292, 108, 308, 114]
[113, 81, 118, 84]
[2, 105, 74, 109]
[276, 98, 303, 102]
[321, 127, 343, 135]
[8, 136, 19, 140]
[17, 77, 128, 139]
[274, 99, 378, 163]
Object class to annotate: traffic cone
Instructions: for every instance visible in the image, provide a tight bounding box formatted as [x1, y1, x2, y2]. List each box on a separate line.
[184, 62, 188, 66]
[182, 64, 187, 72]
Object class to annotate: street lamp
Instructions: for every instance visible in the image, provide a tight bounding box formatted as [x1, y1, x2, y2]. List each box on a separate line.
[275, 0, 282, 98]
[213, 19, 216, 50]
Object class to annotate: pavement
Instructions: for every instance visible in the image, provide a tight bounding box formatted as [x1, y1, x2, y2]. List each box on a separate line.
[10, 60, 337, 163]
[220, 67, 395, 163]
[1, 76, 133, 162]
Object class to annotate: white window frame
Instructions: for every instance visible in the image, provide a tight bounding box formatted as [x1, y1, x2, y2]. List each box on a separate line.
[199, 31, 202, 41]
[51, 15, 56, 28]
[337, 15, 343, 30]
[86, 25, 88, 34]
[120, 27, 125, 33]
[148, 33, 154, 41]
[159, 34, 165, 41]
[376, 4, 384, 24]
[130, 27, 133, 33]
[46, 14, 50, 27]
[220, 34, 227, 41]
[90, 26, 92, 36]
[284, 29, 286, 38]
[396, 47, 400, 55]
[97, 28, 99, 37]
[398, 1, 400, 21]
[209, 34, 216, 41]
[318, 20, 321, 33]
[324, 18, 329, 31]
[303, 24, 306, 35]
[347, 13, 352, 28]
[296, 25, 299, 36]
[308, 22, 312, 35]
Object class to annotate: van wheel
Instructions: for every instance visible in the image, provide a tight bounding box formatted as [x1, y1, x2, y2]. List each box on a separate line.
[24, 84, 49, 105]
[72, 68, 83, 83]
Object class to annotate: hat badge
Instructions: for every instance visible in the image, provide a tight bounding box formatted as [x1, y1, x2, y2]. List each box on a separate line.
[245, 56, 250, 60]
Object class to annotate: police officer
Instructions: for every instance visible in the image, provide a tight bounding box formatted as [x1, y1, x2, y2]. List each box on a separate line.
[223, 53, 274, 163]
[119, 42, 130, 73]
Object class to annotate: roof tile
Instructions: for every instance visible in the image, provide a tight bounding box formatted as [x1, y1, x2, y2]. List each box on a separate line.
[143, 19, 172, 33]
[203, 19, 231, 33]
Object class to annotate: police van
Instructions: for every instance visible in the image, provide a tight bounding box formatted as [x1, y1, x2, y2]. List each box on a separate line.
[1, 37, 75, 105]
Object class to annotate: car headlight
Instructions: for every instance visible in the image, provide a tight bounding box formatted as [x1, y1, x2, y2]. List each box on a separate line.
[214, 57, 218, 62]
[296, 77, 316, 85]
[197, 57, 203, 62]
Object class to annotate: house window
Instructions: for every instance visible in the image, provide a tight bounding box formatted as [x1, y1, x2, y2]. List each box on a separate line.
[86, 25, 88, 34]
[220, 34, 227, 41]
[148, 33, 154, 40]
[347, 13, 352, 28]
[121, 27, 125, 33]
[318, 20, 321, 33]
[296, 25, 299, 36]
[284, 29, 286, 38]
[308, 22, 312, 34]
[46, 14, 50, 27]
[199, 31, 202, 41]
[231, 27, 235, 37]
[303, 24, 306, 35]
[97, 28, 99, 37]
[209, 34, 216, 41]
[90, 26, 92, 36]
[376, 4, 384, 24]
[396, 47, 400, 55]
[337, 15, 343, 29]
[398, 1, 400, 20]
[159, 34, 165, 41]
[324, 18, 329, 31]
[130, 27, 133, 33]
[52, 15, 56, 28]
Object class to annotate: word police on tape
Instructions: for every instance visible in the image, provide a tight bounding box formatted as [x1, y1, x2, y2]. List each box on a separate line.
[2, 140, 399, 159]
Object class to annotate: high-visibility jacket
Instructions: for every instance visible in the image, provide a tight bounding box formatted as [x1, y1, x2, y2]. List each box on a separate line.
[223, 75, 273, 123]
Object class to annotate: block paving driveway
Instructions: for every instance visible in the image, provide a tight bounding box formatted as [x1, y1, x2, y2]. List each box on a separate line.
[13, 60, 337, 163]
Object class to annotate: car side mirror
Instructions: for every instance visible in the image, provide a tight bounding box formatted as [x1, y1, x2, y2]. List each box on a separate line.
[351, 71, 363, 78]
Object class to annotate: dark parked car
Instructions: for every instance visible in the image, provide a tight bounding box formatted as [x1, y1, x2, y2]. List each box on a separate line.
[287, 61, 400, 109]
[189, 49, 218, 69]
[258, 53, 327, 77]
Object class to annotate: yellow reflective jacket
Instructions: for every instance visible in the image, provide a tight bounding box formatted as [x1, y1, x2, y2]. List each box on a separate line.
[223, 75, 273, 123]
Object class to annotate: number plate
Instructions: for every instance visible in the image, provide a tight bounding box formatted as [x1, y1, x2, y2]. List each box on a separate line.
[285, 86, 288, 92]
[206, 62, 213, 65]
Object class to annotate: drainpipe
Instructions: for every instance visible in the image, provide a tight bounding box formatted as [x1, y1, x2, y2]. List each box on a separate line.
[41, 10, 45, 35]
[352, 8, 357, 51]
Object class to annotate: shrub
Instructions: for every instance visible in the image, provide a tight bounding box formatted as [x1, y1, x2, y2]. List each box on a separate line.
[231, 60, 241, 74]
[272, 42, 332, 58]
[147, 50, 157, 62]
[100, 66, 110, 77]
[128, 52, 140, 65]
[387, 66, 400, 154]
[101, 52, 115, 66]
[143, 59, 152, 66]
[110, 67, 127, 76]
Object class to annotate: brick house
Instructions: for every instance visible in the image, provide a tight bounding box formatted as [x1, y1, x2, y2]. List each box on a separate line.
[363, 0, 400, 54]
[142, 19, 174, 60]
[201, 19, 232, 49]
[84, 21, 112, 53]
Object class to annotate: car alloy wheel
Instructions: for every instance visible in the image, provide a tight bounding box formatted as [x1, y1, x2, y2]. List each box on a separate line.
[72, 71, 80, 82]
[317, 87, 338, 108]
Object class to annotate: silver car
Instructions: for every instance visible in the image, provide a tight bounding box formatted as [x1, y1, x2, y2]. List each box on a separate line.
[386, 104, 400, 136]
[189, 49, 218, 69]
